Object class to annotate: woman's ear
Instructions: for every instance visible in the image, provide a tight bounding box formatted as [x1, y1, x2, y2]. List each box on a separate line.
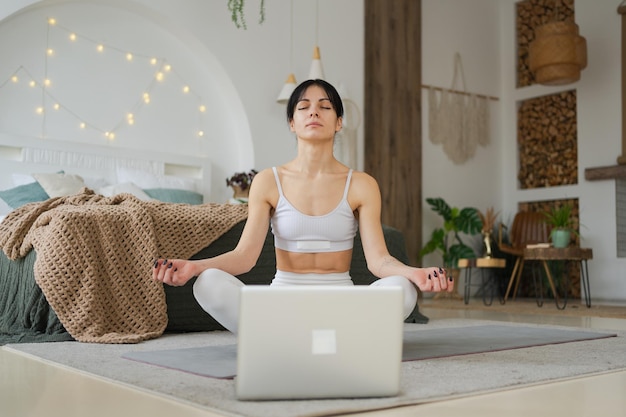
[335, 116, 343, 132]
[289, 119, 296, 132]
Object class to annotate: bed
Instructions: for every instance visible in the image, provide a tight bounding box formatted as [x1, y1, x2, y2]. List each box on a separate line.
[0, 136, 422, 345]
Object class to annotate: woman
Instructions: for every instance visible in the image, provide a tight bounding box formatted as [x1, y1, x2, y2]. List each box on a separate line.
[153, 79, 453, 333]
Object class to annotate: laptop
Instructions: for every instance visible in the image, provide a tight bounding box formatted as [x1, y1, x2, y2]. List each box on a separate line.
[235, 285, 404, 400]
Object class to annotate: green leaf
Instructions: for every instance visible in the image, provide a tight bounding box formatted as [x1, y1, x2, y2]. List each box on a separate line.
[454, 207, 483, 235]
[426, 197, 452, 222]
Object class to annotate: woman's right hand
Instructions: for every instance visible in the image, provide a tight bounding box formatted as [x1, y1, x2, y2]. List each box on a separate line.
[152, 258, 199, 287]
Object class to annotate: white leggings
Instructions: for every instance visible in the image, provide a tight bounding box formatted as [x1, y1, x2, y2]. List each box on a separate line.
[192, 269, 418, 334]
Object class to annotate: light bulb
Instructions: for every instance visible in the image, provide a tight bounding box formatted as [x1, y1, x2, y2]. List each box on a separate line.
[150, 58, 158, 66]
[163, 64, 172, 72]
[155, 72, 164, 82]
[47, 48, 54, 56]
[143, 93, 150, 104]
[11, 75, 18, 83]
[48, 18, 56, 25]
[53, 103, 60, 110]
[182, 86, 190, 94]
[126, 53, 133, 61]
[44, 79, 51, 87]
[29, 80, 36, 88]
[198, 130, 204, 137]
[198, 105, 206, 113]
[79, 122, 86, 129]
[97, 44, 104, 53]
[36, 107, 44, 114]
[69, 33, 77, 41]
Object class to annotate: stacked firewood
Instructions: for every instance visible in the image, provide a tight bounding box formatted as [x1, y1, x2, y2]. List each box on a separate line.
[517, 90, 578, 189]
[516, 0, 575, 87]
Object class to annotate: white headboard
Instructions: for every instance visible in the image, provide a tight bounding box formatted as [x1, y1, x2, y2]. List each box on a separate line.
[0, 133, 212, 203]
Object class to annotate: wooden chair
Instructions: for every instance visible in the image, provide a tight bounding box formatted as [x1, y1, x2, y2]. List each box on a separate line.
[498, 211, 551, 302]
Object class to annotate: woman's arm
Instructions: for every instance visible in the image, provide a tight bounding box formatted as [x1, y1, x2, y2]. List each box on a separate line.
[153, 168, 276, 287]
[352, 172, 453, 293]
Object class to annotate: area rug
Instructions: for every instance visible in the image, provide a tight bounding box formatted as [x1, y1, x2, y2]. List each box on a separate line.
[5, 319, 626, 417]
[121, 324, 616, 379]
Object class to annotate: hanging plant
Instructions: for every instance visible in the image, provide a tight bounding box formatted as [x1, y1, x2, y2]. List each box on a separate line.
[227, 0, 266, 30]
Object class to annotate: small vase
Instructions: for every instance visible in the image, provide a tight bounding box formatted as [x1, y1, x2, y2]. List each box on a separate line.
[229, 185, 249, 204]
[551, 229, 571, 248]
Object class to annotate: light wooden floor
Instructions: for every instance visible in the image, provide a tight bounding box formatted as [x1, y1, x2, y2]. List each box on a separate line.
[2, 300, 626, 417]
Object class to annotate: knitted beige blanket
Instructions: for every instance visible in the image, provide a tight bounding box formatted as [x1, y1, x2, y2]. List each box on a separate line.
[0, 190, 248, 343]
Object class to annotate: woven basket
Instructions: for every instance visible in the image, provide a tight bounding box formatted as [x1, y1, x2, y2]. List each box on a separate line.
[528, 21, 587, 86]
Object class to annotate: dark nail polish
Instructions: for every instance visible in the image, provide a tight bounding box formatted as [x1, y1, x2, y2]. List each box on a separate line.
[162, 259, 168, 265]
[168, 262, 173, 269]
[433, 270, 438, 277]
[449, 276, 453, 282]
[428, 274, 432, 280]
[174, 268, 178, 272]
[153, 260, 158, 268]
[439, 267, 444, 274]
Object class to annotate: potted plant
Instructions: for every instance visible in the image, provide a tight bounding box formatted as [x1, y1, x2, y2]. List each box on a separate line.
[419, 197, 483, 269]
[543, 204, 578, 248]
[226, 169, 258, 202]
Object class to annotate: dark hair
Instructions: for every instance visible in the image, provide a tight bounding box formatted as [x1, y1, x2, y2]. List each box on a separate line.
[286, 79, 344, 123]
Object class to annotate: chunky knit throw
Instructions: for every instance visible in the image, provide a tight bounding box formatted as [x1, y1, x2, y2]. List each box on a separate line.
[0, 190, 248, 343]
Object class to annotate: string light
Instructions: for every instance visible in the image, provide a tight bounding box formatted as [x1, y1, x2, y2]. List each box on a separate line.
[0, 18, 207, 141]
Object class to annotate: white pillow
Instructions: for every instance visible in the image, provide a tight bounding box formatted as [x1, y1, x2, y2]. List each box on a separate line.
[83, 176, 110, 191]
[12, 173, 36, 186]
[98, 182, 153, 201]
[116, 166, 196, 192]
[32, 172, 86, 198]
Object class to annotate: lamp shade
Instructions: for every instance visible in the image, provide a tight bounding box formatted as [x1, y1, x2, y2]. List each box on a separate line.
[277, 73, 297, 104]
[308, 46, 325, 80]
[529, 21, 587, 85]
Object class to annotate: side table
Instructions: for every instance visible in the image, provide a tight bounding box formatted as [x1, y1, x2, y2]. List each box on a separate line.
[458, 258, 506, 305]
[522, 246, 593, 310]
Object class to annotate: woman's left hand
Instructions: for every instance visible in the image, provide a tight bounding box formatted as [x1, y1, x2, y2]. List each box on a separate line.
[409, 267, 454, 293]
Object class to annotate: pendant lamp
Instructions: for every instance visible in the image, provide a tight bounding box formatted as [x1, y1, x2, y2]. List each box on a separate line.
[528, 2, 587, 86]
[277, 73, 297, 104]
[277, 0, 297, 103]
[308, 46, 325, 80]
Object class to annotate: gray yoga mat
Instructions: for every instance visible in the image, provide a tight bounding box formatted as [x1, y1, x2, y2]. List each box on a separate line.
[122, 324, 616, 379]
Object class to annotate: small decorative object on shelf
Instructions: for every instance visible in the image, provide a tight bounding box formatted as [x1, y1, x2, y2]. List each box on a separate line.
[478, 207, 500, 258]
[226, 169, 258, 204]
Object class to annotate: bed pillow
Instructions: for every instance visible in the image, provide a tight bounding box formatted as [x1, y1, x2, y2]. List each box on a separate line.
[0, 182, 50, 209]
[98, 182, 153, 201]
[144, 188, 203, 205]
[116, 167, 197, 192]
[32, 172, 86, 198]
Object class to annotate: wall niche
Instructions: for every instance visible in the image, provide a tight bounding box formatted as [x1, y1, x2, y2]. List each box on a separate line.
[517, 91, 578, 189]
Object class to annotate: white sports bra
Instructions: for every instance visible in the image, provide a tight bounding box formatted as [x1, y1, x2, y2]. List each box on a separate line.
[270, 167, 358, 253]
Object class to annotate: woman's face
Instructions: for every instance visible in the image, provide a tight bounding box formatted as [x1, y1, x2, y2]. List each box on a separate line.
[289, 85, 342, 140]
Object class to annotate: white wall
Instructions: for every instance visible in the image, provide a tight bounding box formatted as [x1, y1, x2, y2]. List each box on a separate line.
[421, 0, 502, 270]
[0, 0, 364, 203]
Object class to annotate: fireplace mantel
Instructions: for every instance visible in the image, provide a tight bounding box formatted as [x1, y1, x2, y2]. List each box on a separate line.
[585, 164, 626, 181]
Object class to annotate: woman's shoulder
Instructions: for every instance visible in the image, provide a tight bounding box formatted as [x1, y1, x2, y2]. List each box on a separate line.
[350, 169, 379, 186]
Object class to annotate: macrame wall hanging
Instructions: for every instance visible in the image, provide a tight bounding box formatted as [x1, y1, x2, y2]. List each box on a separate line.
[425, 53, 498, 164]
